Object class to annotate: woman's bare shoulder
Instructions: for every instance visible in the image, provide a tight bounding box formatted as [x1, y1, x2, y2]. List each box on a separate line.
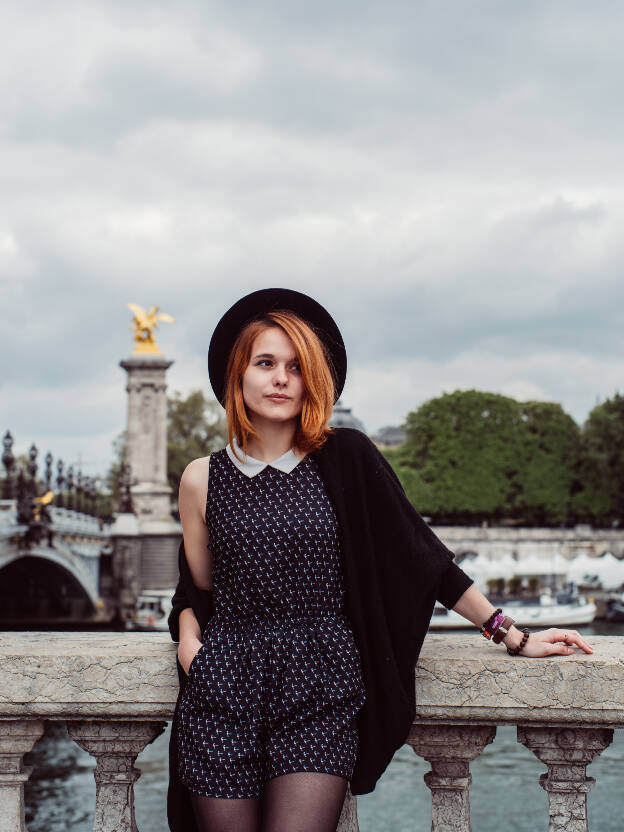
[180, 456, 211, 494]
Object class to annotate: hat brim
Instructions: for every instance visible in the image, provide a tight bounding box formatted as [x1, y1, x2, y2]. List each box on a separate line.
[208, 288, 346, 406]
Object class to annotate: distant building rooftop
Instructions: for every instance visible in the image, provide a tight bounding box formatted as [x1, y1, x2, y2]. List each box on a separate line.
[328, 399, 366, 433]
[370, 425, 406, 448]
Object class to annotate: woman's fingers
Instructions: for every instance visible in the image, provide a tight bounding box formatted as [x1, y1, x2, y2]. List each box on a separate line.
[542, 628, 593, 653]
[552, 640, 576, 655]
[558, 629, 593, 653]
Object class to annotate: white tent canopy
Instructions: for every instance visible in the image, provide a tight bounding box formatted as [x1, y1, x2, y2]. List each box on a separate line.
[510, 553, 570, 576]
[460, 552, 624, 591]
[568, 553, 624, 590]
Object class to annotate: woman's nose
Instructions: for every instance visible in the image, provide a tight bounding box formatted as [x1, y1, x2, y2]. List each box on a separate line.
[273, 364, 288, 384]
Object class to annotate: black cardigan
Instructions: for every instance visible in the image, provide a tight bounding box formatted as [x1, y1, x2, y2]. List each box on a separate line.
[167, 427, 473, 831]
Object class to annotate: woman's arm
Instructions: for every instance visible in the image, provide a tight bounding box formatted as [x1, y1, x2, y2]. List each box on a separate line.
[175, 457, 212, 673]
[452, 583, 593, 657]
[178, 458, 212, 590]
[177, 607, 203, 674]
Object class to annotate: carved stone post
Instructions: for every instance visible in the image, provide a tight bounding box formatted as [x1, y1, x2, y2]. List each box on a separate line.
[0, 719, 44, 832]
[408, 724, 496, 832]
[68, 720, 166, 832]
[337, 783, 359, 832]
[517, 726, 613, 832]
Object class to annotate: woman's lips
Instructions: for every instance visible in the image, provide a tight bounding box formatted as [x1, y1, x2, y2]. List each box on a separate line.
[267, 395, 290, 401]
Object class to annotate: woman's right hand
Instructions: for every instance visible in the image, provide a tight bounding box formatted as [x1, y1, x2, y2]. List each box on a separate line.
[177, 637, 203, 675]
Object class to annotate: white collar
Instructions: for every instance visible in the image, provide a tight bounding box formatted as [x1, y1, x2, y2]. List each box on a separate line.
[226, 437, 305, 478]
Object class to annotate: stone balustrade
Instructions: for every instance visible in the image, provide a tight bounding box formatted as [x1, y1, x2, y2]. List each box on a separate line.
[0, 632, 621, 832]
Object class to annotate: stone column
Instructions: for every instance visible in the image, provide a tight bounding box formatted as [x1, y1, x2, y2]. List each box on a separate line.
[517, 726, 613, 832]
[119, 354, 181, 591]
[408, 724, 496, 832]
[119, 355, 173, 523]
[0, 719, 44, 832]
[68, 720, 166, 832]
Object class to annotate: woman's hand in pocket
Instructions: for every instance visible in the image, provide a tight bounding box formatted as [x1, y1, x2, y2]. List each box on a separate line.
[177, 637, 203, 675]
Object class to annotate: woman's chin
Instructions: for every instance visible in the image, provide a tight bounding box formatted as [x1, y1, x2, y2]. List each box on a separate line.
[249, 407, 300, 425]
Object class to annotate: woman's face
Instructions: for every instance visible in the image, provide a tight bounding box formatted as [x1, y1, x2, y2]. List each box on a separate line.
[242, 326, 305, 425]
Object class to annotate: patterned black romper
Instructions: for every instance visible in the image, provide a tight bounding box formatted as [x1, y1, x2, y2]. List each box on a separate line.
[176, 444, 367, 798]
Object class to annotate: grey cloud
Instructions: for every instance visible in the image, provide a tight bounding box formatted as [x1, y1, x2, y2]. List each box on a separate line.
[3, 0, 624, 472]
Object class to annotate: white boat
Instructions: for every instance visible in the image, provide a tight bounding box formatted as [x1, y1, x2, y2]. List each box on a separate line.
[126, 589, 173, 632]
[429, 593, 597, 630]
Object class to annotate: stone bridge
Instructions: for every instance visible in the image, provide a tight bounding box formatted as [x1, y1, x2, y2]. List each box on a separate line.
[0, 500, 110, 622]
[3, 504, 623, 625]
[0, 632, 621, 832]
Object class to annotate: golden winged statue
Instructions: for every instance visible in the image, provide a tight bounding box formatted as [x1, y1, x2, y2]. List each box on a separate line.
[127, 303, 175, 354]
[33, 491, 54, 522]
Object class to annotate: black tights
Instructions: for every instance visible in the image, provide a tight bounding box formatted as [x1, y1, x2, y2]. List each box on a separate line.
[189, 772, 348, 832]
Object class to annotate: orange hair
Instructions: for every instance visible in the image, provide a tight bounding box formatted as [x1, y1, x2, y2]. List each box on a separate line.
[223, 310, 336, 460]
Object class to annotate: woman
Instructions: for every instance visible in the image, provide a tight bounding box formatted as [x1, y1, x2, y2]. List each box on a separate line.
[167, 288, 592, 832]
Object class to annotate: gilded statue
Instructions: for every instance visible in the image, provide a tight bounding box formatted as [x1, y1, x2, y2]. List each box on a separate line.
[33, 491, 54, 522]
[127, 303, 174, 354]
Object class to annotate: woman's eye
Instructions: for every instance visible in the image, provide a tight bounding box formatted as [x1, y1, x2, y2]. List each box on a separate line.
[255, 360, 300, 370]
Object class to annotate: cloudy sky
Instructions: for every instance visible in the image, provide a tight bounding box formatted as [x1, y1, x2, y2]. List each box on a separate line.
[2, 0, 624, 478]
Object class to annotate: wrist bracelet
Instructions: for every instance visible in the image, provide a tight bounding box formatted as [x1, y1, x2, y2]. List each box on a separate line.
[507, 628, 530, 656]
[480, 608, 503, 640]
[492, 616, 515, 645]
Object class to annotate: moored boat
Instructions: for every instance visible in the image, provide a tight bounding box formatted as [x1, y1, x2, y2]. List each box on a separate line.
[429, 593, 597, 630]
[126, 589, 173, 631]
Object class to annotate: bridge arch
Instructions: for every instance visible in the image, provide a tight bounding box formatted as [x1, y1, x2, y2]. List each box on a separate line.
[0, 554, 96, 622]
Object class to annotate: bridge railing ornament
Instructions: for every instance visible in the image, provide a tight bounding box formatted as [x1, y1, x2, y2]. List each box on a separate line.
[65, 465, 74, 511]
[2, 430, 15, 500]
[1, 431, 109, 527]
[0, 633, 620, 832]
[55, 459, 65, 509]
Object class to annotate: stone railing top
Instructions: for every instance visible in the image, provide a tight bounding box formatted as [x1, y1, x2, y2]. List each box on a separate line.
[433, 524, 624, 543]
[0, 632, 622, 726]
[0, 502, 106, 536]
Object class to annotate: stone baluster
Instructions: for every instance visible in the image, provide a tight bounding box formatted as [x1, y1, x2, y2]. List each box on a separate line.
[517, 726, 613, 832]
[0, 719, 44, 832]
[67, 720, 166, 832]
[337, 783, 359, 832]
[408, 724, 496, 832]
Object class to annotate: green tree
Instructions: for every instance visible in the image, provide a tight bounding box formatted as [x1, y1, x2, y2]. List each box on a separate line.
[389, 390, 582, 525]
[576, 393, 624, 525]
[514, 401, 582, 525]
[106, 431, 126, 508]
[167, 390, 227, 499]
[393, 390, 527, 522]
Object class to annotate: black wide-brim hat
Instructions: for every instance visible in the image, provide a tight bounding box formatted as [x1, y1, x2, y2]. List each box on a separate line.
[208, 288, 347, 406]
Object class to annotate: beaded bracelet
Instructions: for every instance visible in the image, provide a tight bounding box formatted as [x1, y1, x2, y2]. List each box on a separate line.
[480, 608, 503, 640]
[507, 628, 530, 656]
[480, 607, 502, 632]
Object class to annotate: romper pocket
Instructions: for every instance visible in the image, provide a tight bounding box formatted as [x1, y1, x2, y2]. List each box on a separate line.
[187, 643, 206, 679]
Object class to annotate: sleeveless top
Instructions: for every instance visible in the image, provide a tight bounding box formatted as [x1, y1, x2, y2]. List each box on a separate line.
[184, 445, 366, 724]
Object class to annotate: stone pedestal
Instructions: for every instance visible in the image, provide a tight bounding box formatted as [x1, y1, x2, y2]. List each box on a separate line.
[137, 529, 181, 589]
[517, 726, 613, 832]
[0, 719, 44, 832]
[68, 720, 166, 832]
[109, 513, 142, 624]
[119, 355, 182, 591]
[408, 724, 496, 832]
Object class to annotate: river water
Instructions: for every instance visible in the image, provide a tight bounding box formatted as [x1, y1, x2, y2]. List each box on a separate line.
[24, 621, 624, 831]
